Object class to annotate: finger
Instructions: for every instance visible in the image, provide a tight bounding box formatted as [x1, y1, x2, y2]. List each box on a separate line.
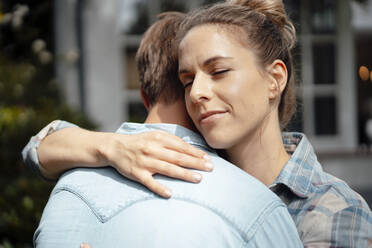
[150, 146, 213, 171]
[80, 243, 91, 248]
[150, 131, 209, 160]
[136, 172, 172, 198]
[152, 160, 203, 183]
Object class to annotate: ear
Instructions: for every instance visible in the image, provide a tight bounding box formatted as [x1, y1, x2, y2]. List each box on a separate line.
[140, 88, 150, 111]
[266, 59, 288, 100]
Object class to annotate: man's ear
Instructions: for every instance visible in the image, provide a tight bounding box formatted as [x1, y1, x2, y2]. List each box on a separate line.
[267, 59, 288, 100]
[140, 88, 150, 111]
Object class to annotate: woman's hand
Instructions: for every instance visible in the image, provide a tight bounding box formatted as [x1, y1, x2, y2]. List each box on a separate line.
[36, 125, 212, 198]
[100, 130, 213, 198]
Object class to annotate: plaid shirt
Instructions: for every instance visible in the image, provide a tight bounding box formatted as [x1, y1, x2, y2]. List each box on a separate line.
[270, 132, 372, 247]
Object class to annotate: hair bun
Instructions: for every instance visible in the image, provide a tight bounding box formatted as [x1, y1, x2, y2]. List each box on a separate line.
[227, 0, 296, 49]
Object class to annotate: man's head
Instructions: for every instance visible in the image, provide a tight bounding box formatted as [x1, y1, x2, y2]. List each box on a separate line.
[136, 12, 186, 108]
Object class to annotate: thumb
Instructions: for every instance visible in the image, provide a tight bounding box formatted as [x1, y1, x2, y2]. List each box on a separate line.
[80, 243, 91, 248]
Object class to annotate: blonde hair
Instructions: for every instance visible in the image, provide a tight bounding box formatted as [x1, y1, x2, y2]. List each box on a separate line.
[179, 0, 297, 128]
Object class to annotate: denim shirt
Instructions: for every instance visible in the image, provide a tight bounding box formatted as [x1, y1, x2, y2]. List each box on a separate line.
[30, 122, 302, 248]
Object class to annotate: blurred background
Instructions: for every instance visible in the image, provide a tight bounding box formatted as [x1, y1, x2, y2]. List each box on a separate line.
[0, 0, 372, 246]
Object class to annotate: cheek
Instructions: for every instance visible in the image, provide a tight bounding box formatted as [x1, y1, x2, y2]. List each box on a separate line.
[222, 74, 269, 115]
[227, 74, 245, 95]
[218, 74, 252, 109]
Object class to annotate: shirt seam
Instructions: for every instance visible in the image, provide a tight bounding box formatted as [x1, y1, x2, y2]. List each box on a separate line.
[52, 187, 280, 244]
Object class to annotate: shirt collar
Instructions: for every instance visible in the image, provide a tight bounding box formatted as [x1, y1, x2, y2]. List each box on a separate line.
[116, 122, 215, 153]
[271, 132, 319, 199]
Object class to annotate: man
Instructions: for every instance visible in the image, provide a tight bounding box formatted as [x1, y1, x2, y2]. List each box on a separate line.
[23, 12, 302, 247]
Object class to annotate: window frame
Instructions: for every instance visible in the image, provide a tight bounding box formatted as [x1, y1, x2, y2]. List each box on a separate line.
[298, 0, 357, 152]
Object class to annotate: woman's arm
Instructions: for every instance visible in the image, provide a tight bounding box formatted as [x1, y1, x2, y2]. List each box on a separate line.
[36, 126, 109, 179]
[23, 121, 213, 198]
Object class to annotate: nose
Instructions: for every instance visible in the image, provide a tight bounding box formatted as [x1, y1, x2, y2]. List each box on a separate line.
[189, 73, 213, 104]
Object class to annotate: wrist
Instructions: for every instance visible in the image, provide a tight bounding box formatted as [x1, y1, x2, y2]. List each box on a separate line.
[95, 131, 113, 166]
[96, 132, 131, 170]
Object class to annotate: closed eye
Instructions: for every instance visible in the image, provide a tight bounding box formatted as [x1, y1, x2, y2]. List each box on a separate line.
[183, 81, 193, 89]
[212, 69, 229, 76]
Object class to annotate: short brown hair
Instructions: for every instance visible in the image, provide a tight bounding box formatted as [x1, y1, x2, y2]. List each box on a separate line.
[178, 0, 297, 128]
[136, 12, 186, 106]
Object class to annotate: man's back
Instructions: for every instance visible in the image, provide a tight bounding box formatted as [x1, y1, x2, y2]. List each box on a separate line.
[35, 123, 301, 247]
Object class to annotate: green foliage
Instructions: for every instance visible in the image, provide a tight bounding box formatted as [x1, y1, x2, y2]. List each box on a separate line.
[0, 1, 96, 246]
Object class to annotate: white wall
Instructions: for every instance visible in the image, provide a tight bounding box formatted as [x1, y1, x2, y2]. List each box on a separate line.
[82, 0, 124, 131]
[55, 0, 124, 131]
[54, 0, 81, 110]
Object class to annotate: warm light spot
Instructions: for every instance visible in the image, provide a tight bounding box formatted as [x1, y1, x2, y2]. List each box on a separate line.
[370, 70, 372, 83]
[359, 66, 369, 81]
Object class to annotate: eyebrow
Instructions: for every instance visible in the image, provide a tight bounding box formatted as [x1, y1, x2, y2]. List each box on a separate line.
[203, 56, 233, 67]
[179, 56, 233, 75]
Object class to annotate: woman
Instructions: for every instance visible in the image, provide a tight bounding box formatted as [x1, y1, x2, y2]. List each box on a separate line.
[176, 1, 371, 246]
[23, 0, 371, 246]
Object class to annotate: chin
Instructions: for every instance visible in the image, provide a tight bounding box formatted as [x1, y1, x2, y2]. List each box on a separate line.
[203, 133, 232, 150]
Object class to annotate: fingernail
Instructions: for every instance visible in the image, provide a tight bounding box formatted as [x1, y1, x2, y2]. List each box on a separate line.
[205, 162, 213, 171]
[164, 189, 172, 198]
[193, 173, 202, 182]
[203, 154, 210, 161]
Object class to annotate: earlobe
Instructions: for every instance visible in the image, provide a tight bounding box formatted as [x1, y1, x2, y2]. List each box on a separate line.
[268, 80, 278, 100]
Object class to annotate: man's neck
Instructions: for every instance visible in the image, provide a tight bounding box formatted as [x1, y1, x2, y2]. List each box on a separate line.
[144, 100, 196, 131]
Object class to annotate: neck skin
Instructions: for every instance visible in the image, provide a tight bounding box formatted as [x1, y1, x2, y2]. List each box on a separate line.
[226, 112, 290, 186]
[144, 100, 196, 131]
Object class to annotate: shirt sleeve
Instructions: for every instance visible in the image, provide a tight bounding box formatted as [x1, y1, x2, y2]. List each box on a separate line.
[21, 120, 79, 181]
[248, 205, 303, 248]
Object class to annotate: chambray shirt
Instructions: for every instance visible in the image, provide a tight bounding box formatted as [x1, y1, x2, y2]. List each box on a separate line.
[23, 121, 302, 248]
[270, 132, 372, 247]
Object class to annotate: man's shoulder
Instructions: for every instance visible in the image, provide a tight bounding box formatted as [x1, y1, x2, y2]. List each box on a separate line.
[53, 167, 151, 223]
[118, 122, 283, 201]
[53, 161, 285, 236]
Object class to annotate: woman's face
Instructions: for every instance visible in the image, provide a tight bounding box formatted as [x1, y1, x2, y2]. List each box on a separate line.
[178, 25, 274, 149]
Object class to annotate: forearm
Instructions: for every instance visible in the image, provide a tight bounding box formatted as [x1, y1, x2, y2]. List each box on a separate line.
[37, 127, 110, 179]
[23, 120, 211, 197]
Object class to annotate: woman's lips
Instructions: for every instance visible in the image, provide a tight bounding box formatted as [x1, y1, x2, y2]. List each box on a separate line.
[199, 111, 227, 125]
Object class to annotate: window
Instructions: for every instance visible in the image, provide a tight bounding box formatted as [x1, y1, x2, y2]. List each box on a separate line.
[286, 0, 357, 152]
